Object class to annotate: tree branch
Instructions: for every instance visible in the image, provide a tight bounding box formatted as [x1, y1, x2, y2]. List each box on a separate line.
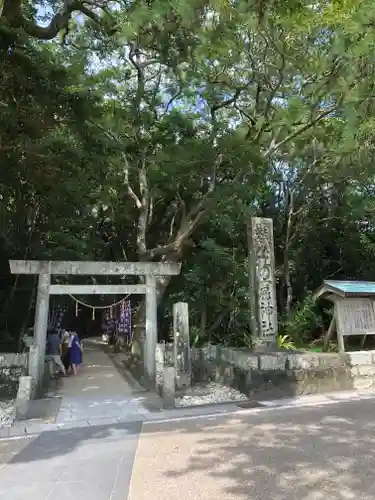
[122, 153, 142, 209]
[2, 0, 111, 40]
[88, 120, 142, 210]
[263, 105, 336, 159]
[136, 155, 149, 254]
[211, 89, 241, 112]
[161, 88, 183, 116]
[140, 154, 223, 260]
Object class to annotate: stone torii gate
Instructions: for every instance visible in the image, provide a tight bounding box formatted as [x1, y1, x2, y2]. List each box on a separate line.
[9, 260, 181, 386]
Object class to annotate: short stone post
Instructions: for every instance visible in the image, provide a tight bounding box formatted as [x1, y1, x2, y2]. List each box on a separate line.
[15, 376, 33, 420]
[162, 366, 176, 409]
[173, 302, 191, 390]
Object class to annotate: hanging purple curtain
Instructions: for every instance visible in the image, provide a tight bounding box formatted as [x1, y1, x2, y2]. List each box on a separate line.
[102, 310, 115, 334]
[49, 305, 66, 333]
[117, 301, 132, 338]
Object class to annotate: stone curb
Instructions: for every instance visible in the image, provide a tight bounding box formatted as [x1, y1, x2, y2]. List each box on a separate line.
[0, 401, 246, 438]
[259, 388, 375, 408]
[0, 414, 147, 439]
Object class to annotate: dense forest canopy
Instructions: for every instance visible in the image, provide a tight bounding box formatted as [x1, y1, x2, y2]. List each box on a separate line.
[1, 0, 375, 350]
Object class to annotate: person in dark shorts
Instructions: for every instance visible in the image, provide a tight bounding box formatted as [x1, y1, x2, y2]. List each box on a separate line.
[46, 329, 66, 377]
[61, 331, 71, 372]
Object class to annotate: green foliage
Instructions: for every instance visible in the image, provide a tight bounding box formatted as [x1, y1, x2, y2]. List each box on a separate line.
[280, 295, 324, 346]
[2, 0, 375, 349]
[277, 335, 296, 351]
[190, 326, 206, 348]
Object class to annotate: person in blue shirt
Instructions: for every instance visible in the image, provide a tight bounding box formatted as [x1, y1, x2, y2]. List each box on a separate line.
[68, 331, 83, 375]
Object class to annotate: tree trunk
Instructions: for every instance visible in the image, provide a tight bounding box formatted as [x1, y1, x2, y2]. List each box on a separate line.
[200, 305, 207, 341]
[131, 251, 181, 357]
[283, 188, 294, 316]
[208, 311, 227, 336]
[2, 199, 39, 321]
[1, 0, 13, 20]
[283, 250, 293, 316]
[17, 276, 37, 351]
[323, 315, 335, 352]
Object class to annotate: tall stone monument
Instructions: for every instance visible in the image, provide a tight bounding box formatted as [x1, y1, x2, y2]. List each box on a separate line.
[247, 217, 278, 349]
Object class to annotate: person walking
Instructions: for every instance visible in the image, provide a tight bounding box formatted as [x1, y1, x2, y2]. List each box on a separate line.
[68, 331, 83, 375]
[61, 331, 71, 373]
[46, 329, 66, 377]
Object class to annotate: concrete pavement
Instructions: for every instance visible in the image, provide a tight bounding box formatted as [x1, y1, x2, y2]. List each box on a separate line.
[3, 343, 375, 499]
[1, 339, 159, 438]
[54, 339, 151, 426]
[3, 395, 375, 498]
[0, 421, 141, 500]
[0, 342, 150, 499]
[0, 435, 36, 466]
[129, 397, 375, 500]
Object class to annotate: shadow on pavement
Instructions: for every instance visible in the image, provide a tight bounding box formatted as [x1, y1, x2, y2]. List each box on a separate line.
[5, 397, 375, 499]
[8, 421, 142, 465]
[130, 397, 375, 499]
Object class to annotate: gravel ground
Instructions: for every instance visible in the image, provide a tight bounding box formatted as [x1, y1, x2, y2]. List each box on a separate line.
[0, 400, 15, 428]
[157, 361, 248, 407]
[175, 382, 248, 407]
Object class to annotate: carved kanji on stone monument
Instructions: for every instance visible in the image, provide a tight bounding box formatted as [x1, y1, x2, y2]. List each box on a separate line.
[247, 217, 278, 346]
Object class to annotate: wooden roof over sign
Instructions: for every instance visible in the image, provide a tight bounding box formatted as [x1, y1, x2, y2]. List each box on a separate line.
[314, 280, 375, 300]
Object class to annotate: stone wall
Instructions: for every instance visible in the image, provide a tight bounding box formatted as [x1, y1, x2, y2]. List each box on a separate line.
[190, 346, 375, 400]
[348, 351, 375, 390]
[0, 353, 28, 400]
[156, 344, 375, 402]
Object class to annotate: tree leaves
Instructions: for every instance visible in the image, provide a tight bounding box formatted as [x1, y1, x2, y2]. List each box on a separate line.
[3, 0, 375, 346]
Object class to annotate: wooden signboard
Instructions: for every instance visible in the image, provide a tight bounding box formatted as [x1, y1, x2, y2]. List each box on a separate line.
[335, 297, 375, 351]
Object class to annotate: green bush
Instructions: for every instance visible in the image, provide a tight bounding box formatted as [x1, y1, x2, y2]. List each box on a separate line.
[277, 334, 296, 350]
[280, 294, 324, 346]
[190, 326, 206, 348]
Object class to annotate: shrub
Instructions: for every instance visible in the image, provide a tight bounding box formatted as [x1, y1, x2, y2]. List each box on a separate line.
[280, 294, 324, 346]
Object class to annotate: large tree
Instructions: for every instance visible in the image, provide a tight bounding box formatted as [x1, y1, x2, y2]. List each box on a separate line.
[82, 9, 365, 258]
[3, 0, 375, 349]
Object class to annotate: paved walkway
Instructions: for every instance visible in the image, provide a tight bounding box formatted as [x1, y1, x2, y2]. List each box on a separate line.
[0, 341, 149, 500]
[54, 339, 150, 426]
[0, 421, 141, 500]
